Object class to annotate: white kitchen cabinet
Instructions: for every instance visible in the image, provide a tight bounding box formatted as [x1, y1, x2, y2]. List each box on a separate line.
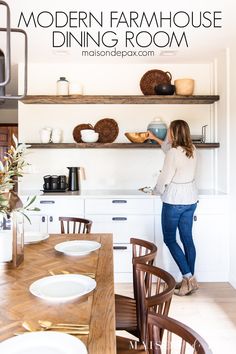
[85, 198, 154, 214]
[193, 198, 229, 281]
[154, 196, 229, 281]
[85, 197, 155, 282]
[24, 213, 48, 234]
[113, 244, 133, 282]
[21, 196, 84, 233]
[85, 214, 154, 244]
[21, 192, 229, 282]
[38, 197, 84, 233]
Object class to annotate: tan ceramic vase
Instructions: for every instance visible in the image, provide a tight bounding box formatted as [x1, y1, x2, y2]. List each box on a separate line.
[174, 79, 194, 96]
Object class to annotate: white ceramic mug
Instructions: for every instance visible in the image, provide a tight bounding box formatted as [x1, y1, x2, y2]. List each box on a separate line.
[40, 128, 52, 143]
[51, 128, 62, 143]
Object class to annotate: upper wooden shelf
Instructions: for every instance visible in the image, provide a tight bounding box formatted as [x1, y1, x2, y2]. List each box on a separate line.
[27, 142, 220, 149]
[21, 95, 220, 105]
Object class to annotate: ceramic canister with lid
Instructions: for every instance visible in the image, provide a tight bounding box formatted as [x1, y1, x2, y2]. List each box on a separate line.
[56, 77, 69, 95]
[147, 117, 167, 143]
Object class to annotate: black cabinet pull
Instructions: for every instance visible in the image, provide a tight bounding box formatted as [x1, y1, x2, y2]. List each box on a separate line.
[113, 246, 128, 250]
[112, 217, 127, 221]
[112, 200, 127, 204]
[49, 216, 53, 222]
[42, 216, 45, 222]
[40, 200, 55, 204]
[194, 215, 197, 221]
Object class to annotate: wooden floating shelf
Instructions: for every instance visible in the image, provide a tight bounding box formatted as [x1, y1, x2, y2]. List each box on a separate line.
[27, 143, 220, 149]
[21, 95, 220, 105]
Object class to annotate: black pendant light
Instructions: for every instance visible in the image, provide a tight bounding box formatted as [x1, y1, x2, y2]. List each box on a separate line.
[0, 0, 28, 100]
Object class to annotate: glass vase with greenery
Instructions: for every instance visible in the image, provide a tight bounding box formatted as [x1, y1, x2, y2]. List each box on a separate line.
[0, 135, 39, 266]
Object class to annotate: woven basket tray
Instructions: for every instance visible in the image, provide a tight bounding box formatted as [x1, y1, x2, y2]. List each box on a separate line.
[94, 118, 119, 143]
[73, 123, 94, 143]
[140, 69, 172, 95]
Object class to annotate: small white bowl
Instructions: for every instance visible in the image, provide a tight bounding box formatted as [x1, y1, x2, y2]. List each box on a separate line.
[81, 133, 99, 143]
[80, 129, 96, 135]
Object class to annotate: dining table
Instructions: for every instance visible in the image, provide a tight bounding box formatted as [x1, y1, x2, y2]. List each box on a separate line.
[0, 233, 116, 354]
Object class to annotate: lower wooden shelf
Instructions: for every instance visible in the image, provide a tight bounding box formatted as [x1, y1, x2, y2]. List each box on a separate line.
[27, 142, 220, 149]
[21, 94, 220, 105]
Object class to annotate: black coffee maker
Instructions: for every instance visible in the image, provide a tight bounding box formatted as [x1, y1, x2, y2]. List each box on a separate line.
[67, 167, 80, 191]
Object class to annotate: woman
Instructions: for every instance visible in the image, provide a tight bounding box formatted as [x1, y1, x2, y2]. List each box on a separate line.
[148, 120, 199, 296]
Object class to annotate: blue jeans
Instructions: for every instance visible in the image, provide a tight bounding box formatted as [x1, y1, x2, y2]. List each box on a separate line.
[161, 202, 197, 276]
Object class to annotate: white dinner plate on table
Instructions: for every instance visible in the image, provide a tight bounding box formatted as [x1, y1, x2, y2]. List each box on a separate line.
[29, 274, 96, 302]
[24, 232, 49, 244]
[0, 331, 87, 354]
[54, 240, 101, 256]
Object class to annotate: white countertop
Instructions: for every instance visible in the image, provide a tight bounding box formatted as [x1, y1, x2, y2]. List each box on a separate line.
[19, 189, 228, 198]
[20, 189, 153, 198]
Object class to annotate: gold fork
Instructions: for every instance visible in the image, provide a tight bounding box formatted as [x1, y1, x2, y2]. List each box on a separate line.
[38, 320, 89, 330]
[21, 321, 89, 335]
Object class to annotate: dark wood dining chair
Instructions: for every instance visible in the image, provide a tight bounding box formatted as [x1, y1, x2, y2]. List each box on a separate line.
[136, 263, 176, 344]
[115, 238, 158, 338]
[59, 216, 92, 234]
[117, 263, 176, 353]
[117, 313, 212, 354]
[146, 312, 213, 354]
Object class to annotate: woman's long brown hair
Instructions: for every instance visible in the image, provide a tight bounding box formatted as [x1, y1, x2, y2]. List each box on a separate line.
[170, 120, 194, 158]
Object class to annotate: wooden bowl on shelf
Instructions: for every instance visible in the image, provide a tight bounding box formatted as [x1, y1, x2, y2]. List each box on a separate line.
[125, 132, 149, 143]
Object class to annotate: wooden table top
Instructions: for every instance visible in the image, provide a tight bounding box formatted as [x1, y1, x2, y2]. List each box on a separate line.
[0, 233, 116, 354]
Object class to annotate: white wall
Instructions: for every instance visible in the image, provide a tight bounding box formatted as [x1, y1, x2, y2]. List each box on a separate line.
[215, 50, 229, 193]
[19, 62, 218, 192]
[228, 46, 236, 288]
